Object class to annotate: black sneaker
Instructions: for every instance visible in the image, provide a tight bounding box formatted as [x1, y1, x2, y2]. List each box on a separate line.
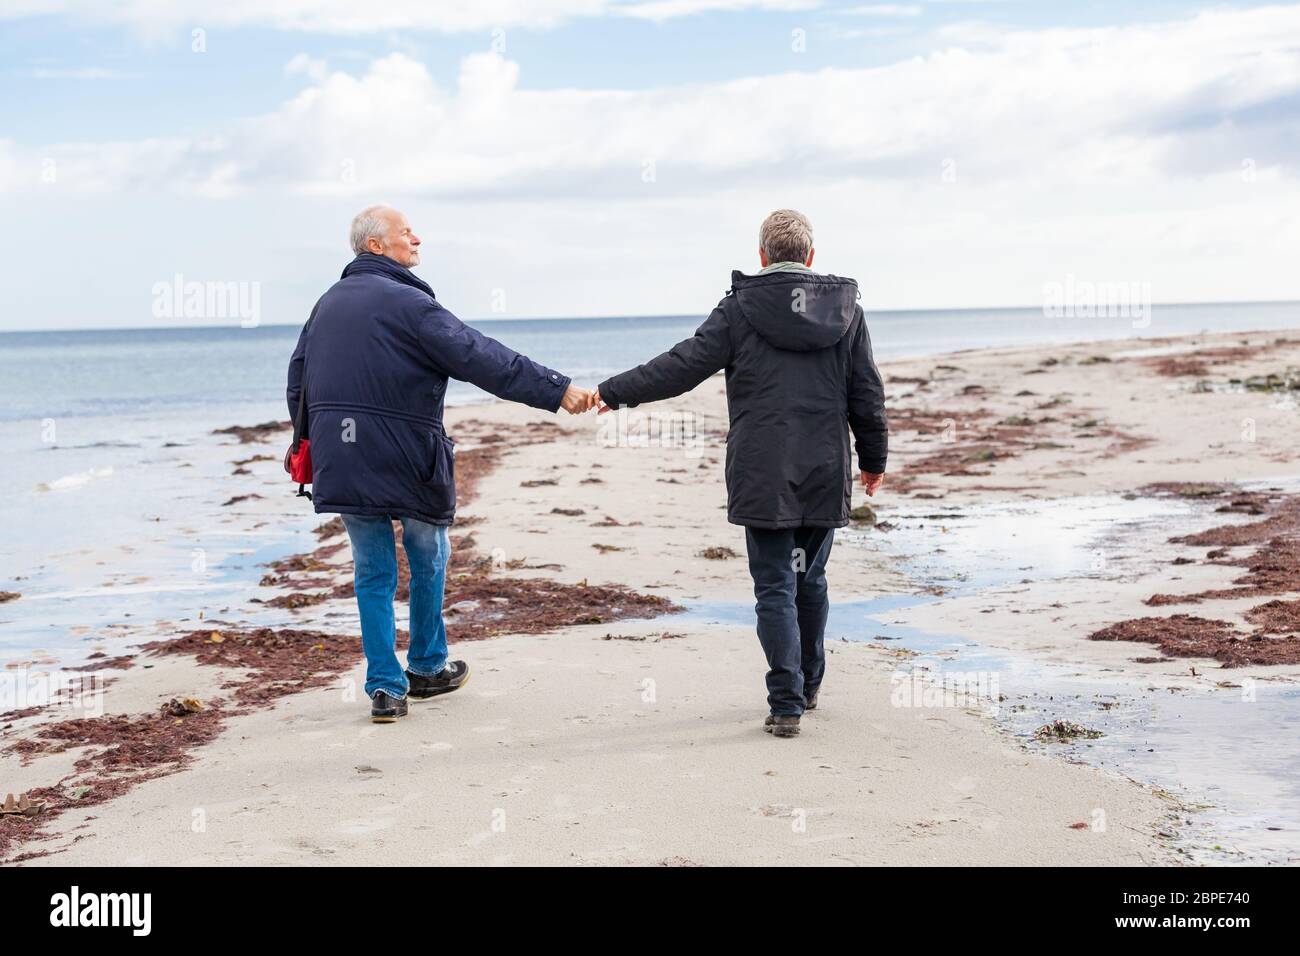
[763, 714, 801, 737]
[406, 661, 470, 700]
[370, 690, 408, 723]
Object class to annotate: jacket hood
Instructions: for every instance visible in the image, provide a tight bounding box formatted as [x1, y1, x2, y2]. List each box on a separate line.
[342, 254, 436, 298]
[730, 270, 859, 352]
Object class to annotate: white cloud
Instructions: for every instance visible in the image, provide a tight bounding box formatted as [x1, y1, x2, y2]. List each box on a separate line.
[0, 0, 817, 34]
[617, 0, 819, 22]
[842, 4, 922, 16]
[8, 4, 1298, 199]
[284, 53, 328, 82]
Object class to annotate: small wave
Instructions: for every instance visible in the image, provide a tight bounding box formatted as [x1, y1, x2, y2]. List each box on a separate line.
[46, 441, 142, 450]
[37, 466, 114, 492]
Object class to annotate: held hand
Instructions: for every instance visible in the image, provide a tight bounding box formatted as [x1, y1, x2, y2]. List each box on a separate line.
[860, 471, 885, 497]
[591, 387, 613, 415]
[560, 383, 593, 415]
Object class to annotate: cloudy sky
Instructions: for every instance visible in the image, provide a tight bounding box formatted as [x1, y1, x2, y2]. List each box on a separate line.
[1, 0, 1298, 331]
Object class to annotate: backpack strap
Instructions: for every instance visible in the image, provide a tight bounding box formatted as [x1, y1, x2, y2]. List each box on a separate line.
[291, 377, 308, 453]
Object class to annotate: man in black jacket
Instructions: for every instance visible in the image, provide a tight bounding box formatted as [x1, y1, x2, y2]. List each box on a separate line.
[592, 209, 887, 738]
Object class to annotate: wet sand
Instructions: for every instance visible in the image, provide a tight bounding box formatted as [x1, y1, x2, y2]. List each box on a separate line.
[8, 326, 1300, 864]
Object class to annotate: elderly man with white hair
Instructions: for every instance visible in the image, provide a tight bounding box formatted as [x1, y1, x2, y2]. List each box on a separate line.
[591, 209, 889, 738]
[286, 205, 591, 723]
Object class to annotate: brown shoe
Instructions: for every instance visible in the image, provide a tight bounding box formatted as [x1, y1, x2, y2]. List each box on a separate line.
[805, 689, 819, 711]
[764, 715, 801, 737]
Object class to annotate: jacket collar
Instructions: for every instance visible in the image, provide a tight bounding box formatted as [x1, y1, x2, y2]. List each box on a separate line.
[342, 253, 435, 298]
[730, 268, 856, 290]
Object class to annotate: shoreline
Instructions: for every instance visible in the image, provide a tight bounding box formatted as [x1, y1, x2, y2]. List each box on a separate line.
[5, 326, 1300, 864]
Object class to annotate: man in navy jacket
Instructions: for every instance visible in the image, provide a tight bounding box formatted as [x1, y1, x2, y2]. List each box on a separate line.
[287, 205, 591, 722]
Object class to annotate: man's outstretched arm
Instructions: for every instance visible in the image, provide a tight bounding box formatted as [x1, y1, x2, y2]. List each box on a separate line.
[417, 301, 588, 413]
[594, 306, 732, 411]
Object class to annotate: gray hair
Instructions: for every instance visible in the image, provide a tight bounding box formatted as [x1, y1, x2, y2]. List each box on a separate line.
[759, 208, 814, 264]
[350, 205, 394, 256]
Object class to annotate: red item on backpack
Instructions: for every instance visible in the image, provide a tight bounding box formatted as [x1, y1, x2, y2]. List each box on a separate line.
[285, 379, 313, 500]
[286, 438, 312, 483]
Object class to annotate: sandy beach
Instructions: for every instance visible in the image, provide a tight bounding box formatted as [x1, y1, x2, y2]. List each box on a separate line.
[7, 326, 1300, 865]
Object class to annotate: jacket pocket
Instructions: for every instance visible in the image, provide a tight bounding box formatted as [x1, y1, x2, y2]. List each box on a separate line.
[424, 432, 454, 485]
[418, 434, 460, 520]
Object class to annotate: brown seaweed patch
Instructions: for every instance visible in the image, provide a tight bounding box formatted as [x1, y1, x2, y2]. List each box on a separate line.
[439, 574, 680, 641]
[1, 705, 44, 720]
[213, 421, 287, 443]
[1141, 346, 1253, 378]
[12, 705, 227, 773]
[1149, 537, 1300, 606]
[1244, 598, 1300, 635]
[1138, 482, 1233, 499]
[314, 516, 345, 539]
[1170, 499, 1300, 548]
[66, 653, 135, 672]
[141, 627, 361, 706]
[698, 546, 739, 560]
[0, 706, 229, 860]
[1088, 614, 1300, 667]
[221, 493, 263, 507]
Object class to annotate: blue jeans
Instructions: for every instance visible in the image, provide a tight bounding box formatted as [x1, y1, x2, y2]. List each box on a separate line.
[341, 514, 451, 700]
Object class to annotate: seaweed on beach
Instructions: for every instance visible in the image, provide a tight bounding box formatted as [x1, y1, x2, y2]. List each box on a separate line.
[1171, 497, 1300, 548]
[441, 574, 679, 639]
[1089, 487, 1300, 667]
[1138, 482, 1232, 499]
[1034, 720, 1103, 742]
[1243, 599, 1300, 635]
[698, 546, 739, 560]
[212, 421, 287, 444]
[66, 653, 135, 672]
[12, 704, 227, 773]
[1146, 508, 1300, 606]
[221, 493, 263, 507]
[1139, 346, 1254, 378]
[0, 704, 229, 861]
[886, 397, 1148, 488]
[1088, 614, 1300, 667]
[141, 627, 363, 704]
[1232, 369, 1300, 393]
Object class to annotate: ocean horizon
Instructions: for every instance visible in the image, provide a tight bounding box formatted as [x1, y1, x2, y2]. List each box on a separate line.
[4, 299, 1299, 425]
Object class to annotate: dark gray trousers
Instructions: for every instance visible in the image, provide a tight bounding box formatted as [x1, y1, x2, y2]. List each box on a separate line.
[743, 525, 835, 716]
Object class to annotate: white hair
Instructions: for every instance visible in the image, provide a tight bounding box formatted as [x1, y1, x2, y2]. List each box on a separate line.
[759, 209, 814, 264]
[350, 205, 394, 256]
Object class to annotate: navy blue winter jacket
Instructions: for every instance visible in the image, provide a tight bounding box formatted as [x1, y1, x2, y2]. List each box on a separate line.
[286, 254, 570, 525]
